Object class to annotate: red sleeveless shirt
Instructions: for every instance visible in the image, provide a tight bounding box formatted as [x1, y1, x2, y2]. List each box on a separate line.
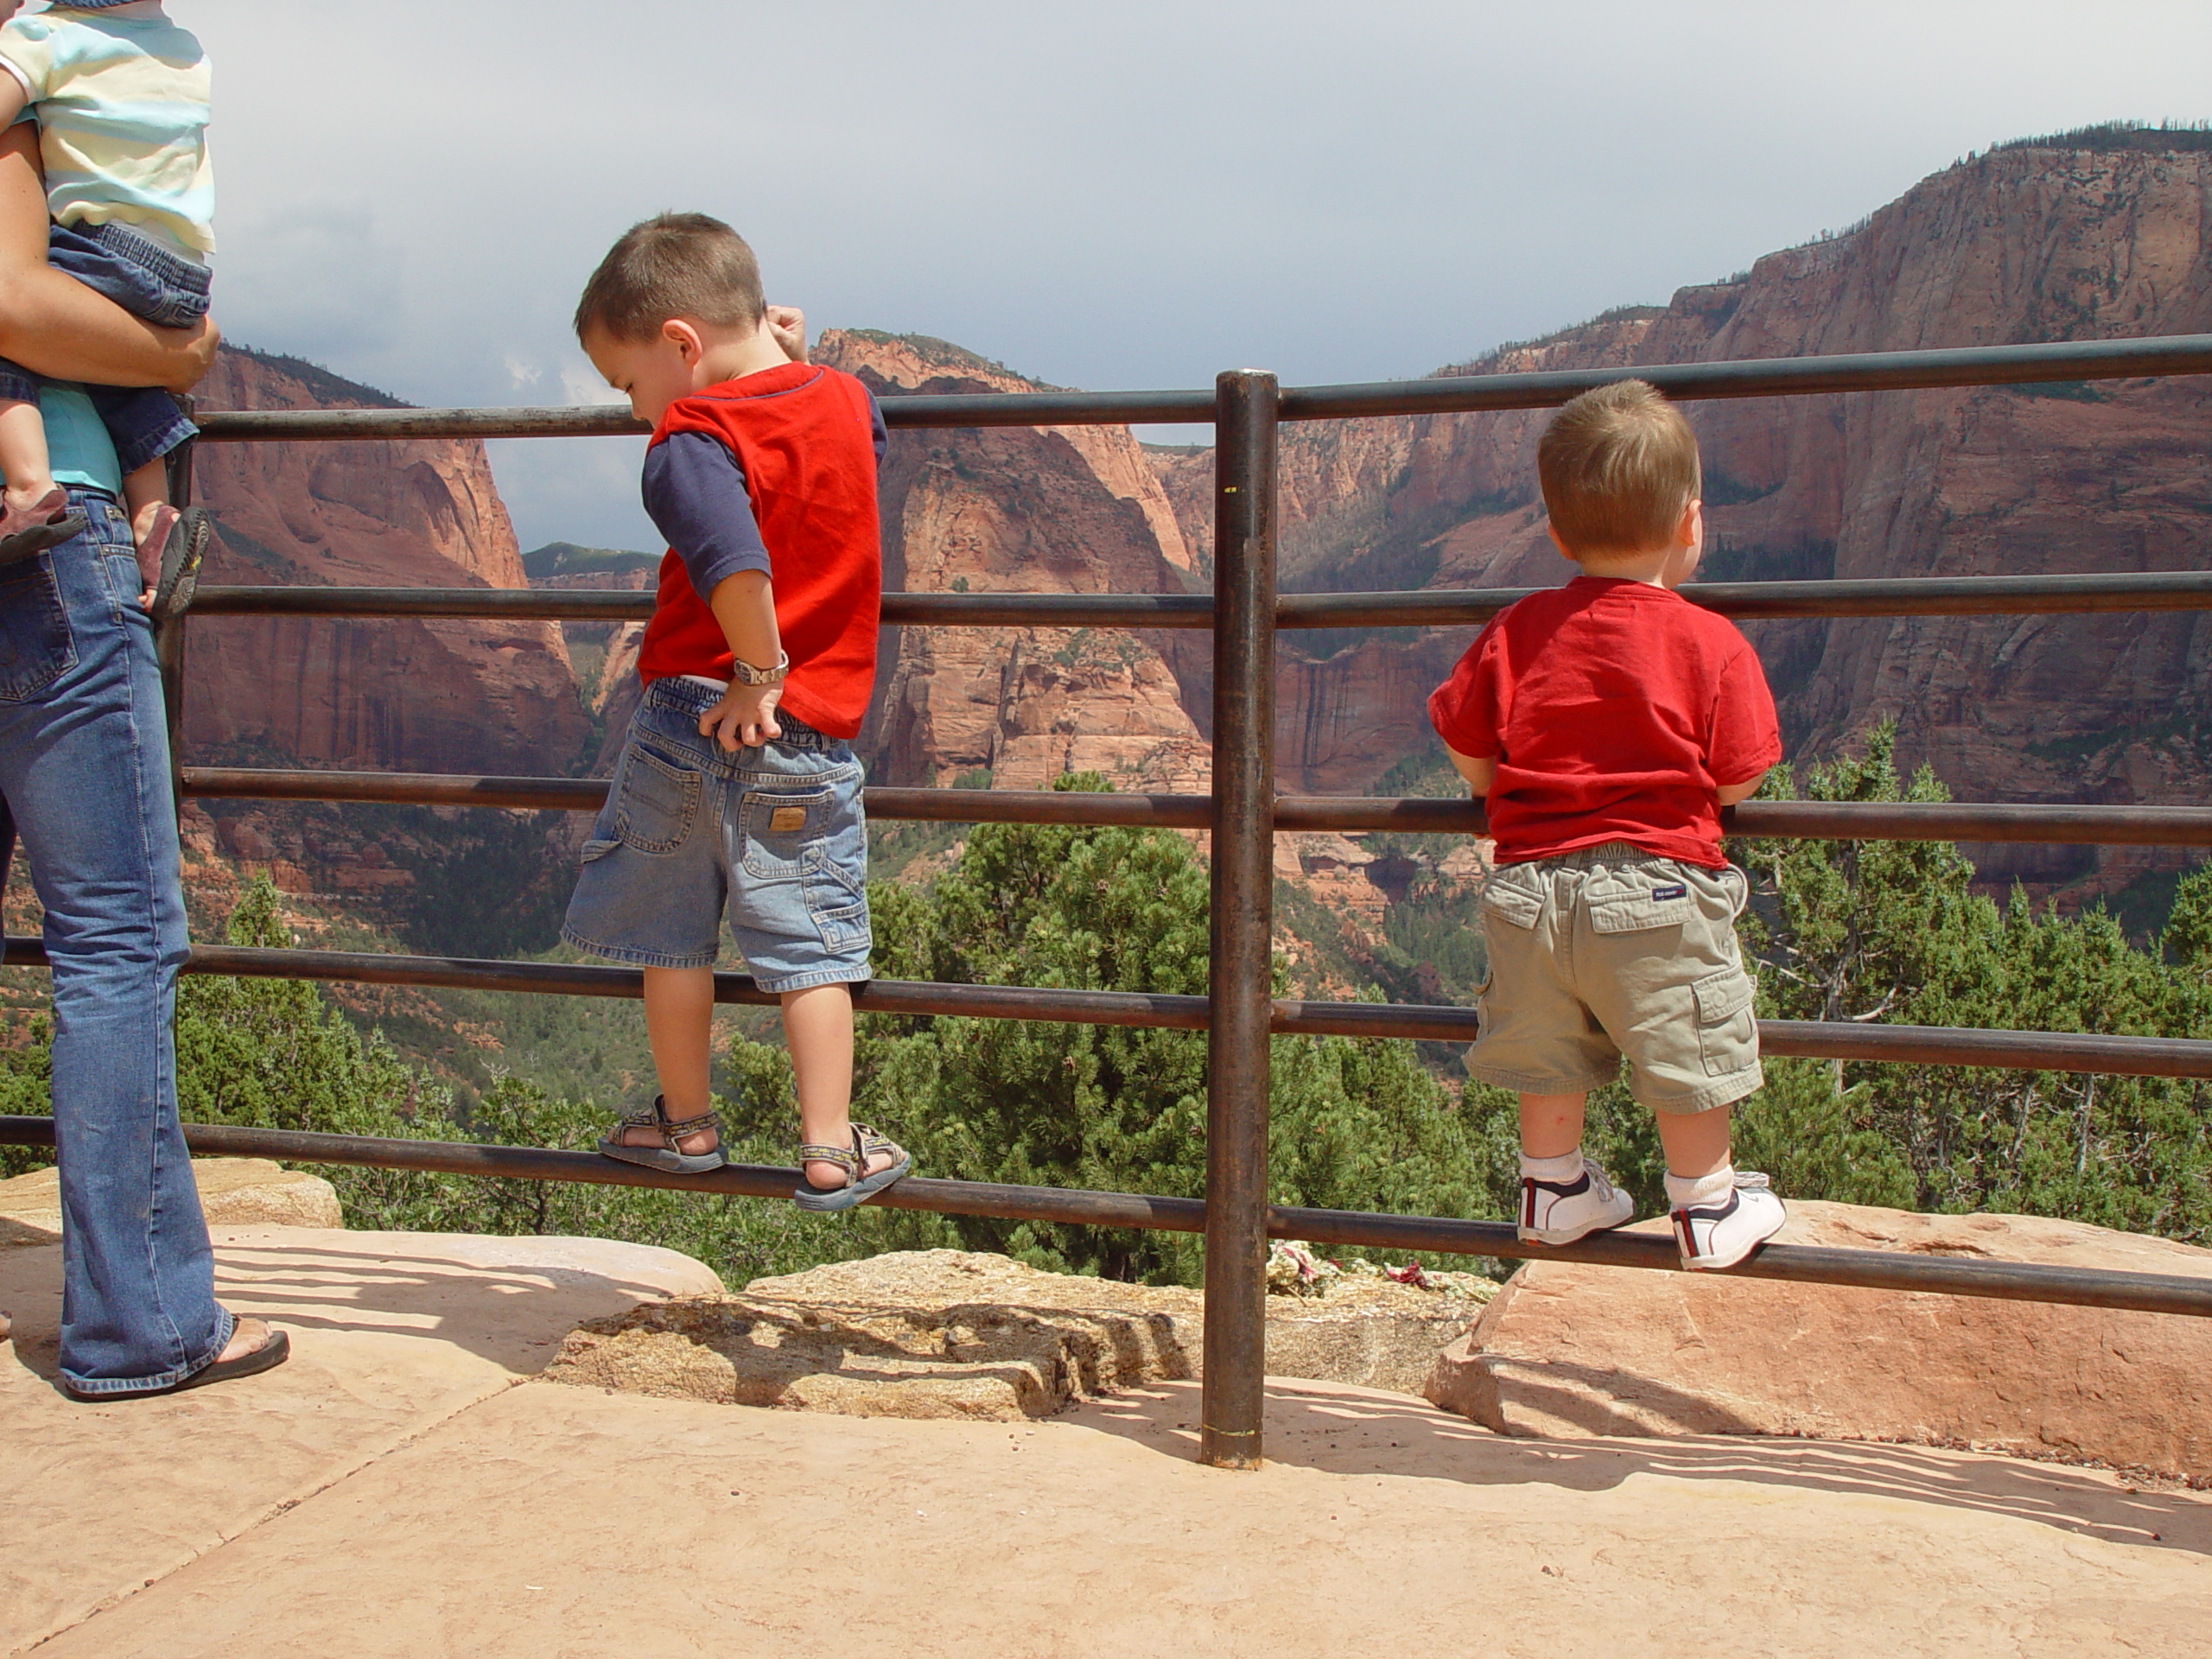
[636, 363, 882, 740]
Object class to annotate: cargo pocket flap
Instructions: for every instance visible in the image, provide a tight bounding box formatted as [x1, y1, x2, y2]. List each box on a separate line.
[1693, 969, 1755, 1024]
[1480, 884, 1544, 930]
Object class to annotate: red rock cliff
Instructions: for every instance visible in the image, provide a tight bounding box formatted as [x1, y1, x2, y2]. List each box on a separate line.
[1150, 142, 2212, 887]
[810, 330, 1210, 791]
[184, 348, 588, 775]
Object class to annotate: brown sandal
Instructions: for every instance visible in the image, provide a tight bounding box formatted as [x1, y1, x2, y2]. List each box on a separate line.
[0, 487, 84, 569]
[596, 1096, 728, 1174]
[794, 1123, 912, 1212]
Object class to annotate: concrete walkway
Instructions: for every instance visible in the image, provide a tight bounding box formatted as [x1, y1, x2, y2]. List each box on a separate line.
[4, 1227, 2209, 1658]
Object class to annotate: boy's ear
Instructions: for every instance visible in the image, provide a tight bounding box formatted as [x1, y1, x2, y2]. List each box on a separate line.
[1546, 520, 1576, 563]
[1678, 497, 1703, 548]
[660, 318, 707, 364]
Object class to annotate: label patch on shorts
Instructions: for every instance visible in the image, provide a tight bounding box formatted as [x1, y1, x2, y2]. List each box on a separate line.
[769, 805, 809, 834]
[1652, 884, 1688, 901]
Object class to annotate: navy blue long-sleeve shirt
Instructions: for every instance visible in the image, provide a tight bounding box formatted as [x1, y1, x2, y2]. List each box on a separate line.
[641, 392, 887, 605]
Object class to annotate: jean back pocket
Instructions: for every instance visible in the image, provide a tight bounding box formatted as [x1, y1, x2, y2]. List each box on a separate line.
[0, 557, 75, 702]
[613, 744, 701, 855]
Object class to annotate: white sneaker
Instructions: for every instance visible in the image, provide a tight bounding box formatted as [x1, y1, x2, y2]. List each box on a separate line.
[1672, 1173, 1786, 1270]
[1518, 1159, 1636, 1245]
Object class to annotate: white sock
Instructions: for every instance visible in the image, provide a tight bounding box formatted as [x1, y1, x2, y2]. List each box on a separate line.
[1666, 1166, 1736, 1211]
[1520, 1148, 1586, 1185]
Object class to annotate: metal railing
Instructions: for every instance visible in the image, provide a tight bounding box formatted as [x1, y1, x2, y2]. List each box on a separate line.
[10, 331, 2212, 1469]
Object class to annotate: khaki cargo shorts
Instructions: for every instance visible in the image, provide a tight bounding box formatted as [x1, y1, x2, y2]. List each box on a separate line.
[1469, 842, 1763, 1114]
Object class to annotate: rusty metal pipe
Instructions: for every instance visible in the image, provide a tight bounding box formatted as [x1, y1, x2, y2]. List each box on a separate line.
[2, 1116, 2203, 1317]
[182, 335, 2212, 442]
[6, 937, 2208, 1077]
[1201, 369, 1281, 1470]
[176, 767, 2212, 849]
[185, 570, 2212, 630]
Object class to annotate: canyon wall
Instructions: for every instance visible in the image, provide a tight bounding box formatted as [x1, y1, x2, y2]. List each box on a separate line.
[813, 331, 1211, 792]
[1145, 142, 2212, 889]
[185, 348, 588, 775]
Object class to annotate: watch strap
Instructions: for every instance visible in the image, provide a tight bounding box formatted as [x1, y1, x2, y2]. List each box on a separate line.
[729, 650, 790, 687]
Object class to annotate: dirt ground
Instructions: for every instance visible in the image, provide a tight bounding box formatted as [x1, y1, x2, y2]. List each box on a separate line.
[5, 1228, 2209, 1659]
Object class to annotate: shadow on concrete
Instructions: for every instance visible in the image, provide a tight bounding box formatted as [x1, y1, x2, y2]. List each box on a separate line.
[1067, 1377, 2212, 1558]
[0, 1235, 702, 1389]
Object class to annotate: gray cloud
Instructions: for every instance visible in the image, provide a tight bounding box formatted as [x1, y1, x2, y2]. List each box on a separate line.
[181, 0, 2212, 551]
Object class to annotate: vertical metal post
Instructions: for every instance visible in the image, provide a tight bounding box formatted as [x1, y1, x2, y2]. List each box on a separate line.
[156, 424, 195, 820]
[1201, 370, 1278, 1471]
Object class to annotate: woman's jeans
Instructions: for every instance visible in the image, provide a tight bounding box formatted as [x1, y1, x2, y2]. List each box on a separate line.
[0, 489, 227, 1393]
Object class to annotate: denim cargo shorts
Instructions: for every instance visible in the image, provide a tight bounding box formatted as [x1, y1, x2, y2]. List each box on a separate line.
[561, 679, 872, 993]
[1467, 842, 1762, 1114]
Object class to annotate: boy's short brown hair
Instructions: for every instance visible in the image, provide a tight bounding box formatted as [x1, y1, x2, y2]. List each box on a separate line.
[1536, 378, 1701, 555]
[574, 212, 766, 343]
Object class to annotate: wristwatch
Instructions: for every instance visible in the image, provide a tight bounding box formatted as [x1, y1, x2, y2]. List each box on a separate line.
[730, 651, 789, 687]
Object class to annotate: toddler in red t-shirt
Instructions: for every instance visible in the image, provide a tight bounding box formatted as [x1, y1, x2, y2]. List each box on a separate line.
[561, 213, 910, 1213]
[1427, 378, 1785, 1270]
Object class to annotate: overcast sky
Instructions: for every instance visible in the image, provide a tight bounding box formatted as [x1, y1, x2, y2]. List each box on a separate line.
[178, 0, 2212, 555]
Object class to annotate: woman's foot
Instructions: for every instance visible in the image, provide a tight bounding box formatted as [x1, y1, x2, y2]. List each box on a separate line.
[217, 1314, 275, 1364]
[60, 1308, 290, 1401]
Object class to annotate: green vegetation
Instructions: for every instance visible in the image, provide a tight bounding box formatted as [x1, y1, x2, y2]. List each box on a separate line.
[1991, 120, 2212, 156]
[518, 541, 661, 582]
[725, 776, 1505, 1283]
[6, 739, 2209, 1284]
[0, 782, 1506, 1287]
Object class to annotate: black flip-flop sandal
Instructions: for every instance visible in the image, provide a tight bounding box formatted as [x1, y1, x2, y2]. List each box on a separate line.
[795, 1123, 912, 1212]
[62, 1322, 290, 1402]
[149, 505, 211, 624]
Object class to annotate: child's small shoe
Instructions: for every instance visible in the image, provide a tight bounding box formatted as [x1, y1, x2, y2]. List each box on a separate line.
[1671, 1171, 1785, 1270]
[795, 1123, 912, 1212]
[596, 1096, 727, 1175]
[0, 487, 84, 569]
[1518, 1158, 1635, 1246]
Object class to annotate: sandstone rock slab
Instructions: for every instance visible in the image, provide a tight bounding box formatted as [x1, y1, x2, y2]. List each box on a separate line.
[29, 1377, 2212, 1659]
[1424, 1199, 2212, 1478]
[0, 1226, 720, 1656]
[543, 1248, 1486, 1419]
[0, 1156, 343, 1239]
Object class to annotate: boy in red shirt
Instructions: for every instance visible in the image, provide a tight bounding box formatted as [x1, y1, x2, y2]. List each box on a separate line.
[1428, 378, 1785, 1269]
[562, 213, 909, 1211]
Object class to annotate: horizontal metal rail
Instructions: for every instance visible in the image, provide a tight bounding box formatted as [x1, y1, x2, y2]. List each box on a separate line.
[4, 936, 2209, 1077]
[1280, 570, 2212, 628]
[1280, 334, 2212, 422]
[185, 334, 2212, 442]
[175, 767, 2212, 848]
[189, 585, 1217, 629]
[186, 569, 2212, 630]
[1, 1114, 2203, 1317]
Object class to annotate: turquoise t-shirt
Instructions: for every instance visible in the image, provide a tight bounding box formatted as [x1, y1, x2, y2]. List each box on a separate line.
[41, 382, 123, 496]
